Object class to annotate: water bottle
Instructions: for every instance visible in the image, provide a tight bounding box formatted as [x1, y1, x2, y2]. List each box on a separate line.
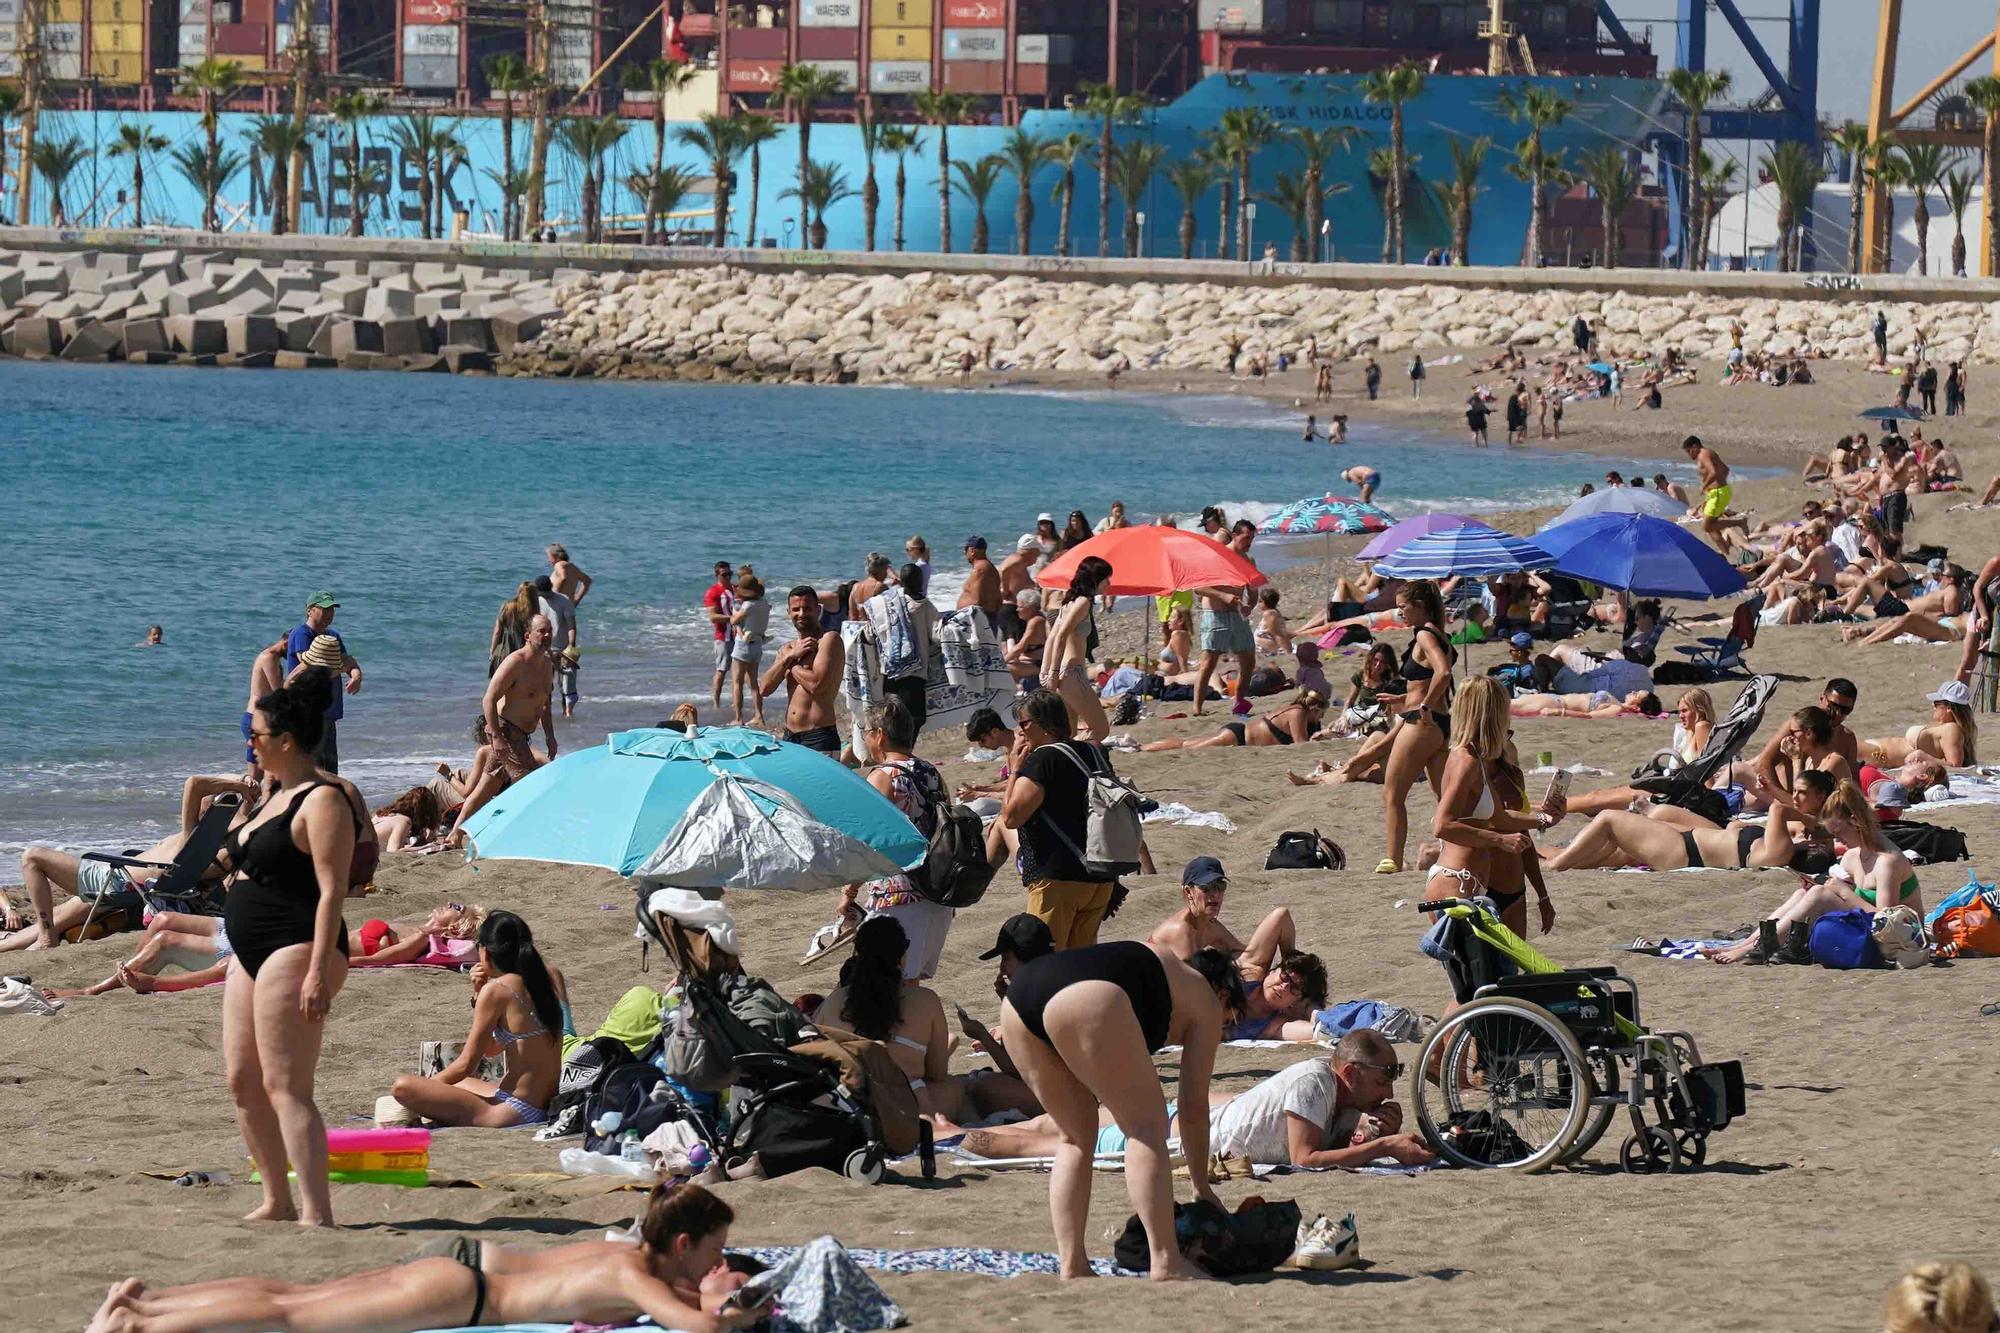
[620, 1135, 649, 1165]
[592, 1109, 624, 1136]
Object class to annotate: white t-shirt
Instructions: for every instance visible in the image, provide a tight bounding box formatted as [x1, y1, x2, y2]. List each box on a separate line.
[1211, 1059, 1341, 1164]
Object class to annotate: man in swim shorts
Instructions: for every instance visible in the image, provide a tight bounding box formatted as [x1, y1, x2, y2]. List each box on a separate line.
[762, 585, 846, 754]
[1683, 434, 1733, 549]
[446, 617, 556, 844]
[1342, 464, 1381, 502]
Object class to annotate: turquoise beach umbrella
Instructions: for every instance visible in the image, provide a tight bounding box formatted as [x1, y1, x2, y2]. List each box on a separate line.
[462, 727, 926, 891]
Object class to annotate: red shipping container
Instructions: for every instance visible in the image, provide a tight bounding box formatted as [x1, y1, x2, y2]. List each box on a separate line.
[1014, 61, 1046, 95]
[679, 10, 716, 35]
[213, 20, 267, 53]
[942, 0, 1004, 26]
[239, 0, 274, 23]
[796, 24, 857, 58]
[726, 25, 787, 58]
[725, 56, 782, 89]
[940, 58, 1001, 93]
[402, 0, 452, 23]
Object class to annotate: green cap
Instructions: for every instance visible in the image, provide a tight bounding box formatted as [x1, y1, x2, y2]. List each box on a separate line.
[306, 591, 340, 610]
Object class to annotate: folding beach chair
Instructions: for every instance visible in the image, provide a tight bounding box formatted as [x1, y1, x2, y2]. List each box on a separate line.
[1620, 608, 1677, 667]
[1671, 593, 1763, 678]
[1630, 675, 1778, 825]
[77, 793, 241, 935]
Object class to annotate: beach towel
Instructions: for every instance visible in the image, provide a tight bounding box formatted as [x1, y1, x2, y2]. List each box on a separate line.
[840, 619, 883, 759]
[865, 588, 924, 682]
[1140, 802, 1238, 833]
[927, 607, 1017, 738]
[0, 978, 61, 1016]
[742, 1241, 1137, 1281]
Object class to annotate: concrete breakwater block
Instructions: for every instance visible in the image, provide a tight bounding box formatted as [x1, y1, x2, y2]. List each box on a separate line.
[225, 314, 280, 356]
[11, 316, 66, 357]
[440, 343, 493, 374]
[58, 319, 124, 361]
[321, 276, 371, 315]
[441, 316, 494, 352]
[274, 350, 337, 369]
[328, 319, 385, 357]
[278, 313, 321, 353]
[167, 279, 225, 316]
[378, 317, 433, 356]
[164, 315, 227, 356]
[123, 318, 172, 357]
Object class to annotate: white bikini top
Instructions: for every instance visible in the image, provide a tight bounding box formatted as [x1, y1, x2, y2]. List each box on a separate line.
[1467, 771, 1495, 822]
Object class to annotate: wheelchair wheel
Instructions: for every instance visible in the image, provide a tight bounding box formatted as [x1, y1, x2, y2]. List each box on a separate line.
[1619, 1126, 1681, 1175]
[1561, 1049, 1622, 1166]
[1675, 1130, 1708, 1169]
[1410, 996, 1590, 1172]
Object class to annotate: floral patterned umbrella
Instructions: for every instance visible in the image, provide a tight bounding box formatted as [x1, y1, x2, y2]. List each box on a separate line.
[1256, 495, 1394, 536]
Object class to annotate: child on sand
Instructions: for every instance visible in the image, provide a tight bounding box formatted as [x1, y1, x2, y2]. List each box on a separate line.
[88, 1184, 760, 1333]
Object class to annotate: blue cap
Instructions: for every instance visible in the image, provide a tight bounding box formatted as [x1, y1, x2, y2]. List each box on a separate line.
[1510, 631, 1534, 649]
[1183, 855, 1227, 888]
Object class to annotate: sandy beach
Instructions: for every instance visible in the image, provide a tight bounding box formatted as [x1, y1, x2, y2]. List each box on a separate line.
[5, 354, 1997, 1331]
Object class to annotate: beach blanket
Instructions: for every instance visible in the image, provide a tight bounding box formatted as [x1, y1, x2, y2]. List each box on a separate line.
[864, 588, 924, 681]
[840, 620, 883, 759]
[928, 608, 1017, 737]
[1908, 770, 2000, 813]
[1141, 802, 1238, 833]
[745, 1241, 1136, 1281]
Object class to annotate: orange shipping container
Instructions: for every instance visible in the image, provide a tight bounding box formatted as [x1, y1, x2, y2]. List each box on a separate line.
[869, 0, 928, 26]
[868, 24, 929, 58]
[940, 58, 1001, 93]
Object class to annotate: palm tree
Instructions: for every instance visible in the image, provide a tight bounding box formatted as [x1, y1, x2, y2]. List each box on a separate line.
[1693, 148, 1738, 270]
[775, 63, 849, 243]
[1217, 106, 1276, 259]
[245, 114, 312, 234]
[1436, 133, 1489, 266]
[1665, 68, 1732, 271]
[1825, 122, 1873, 275]
[523, 43, 554, 234]
[1165, 155, 1221, 259]
[1108, 139, 1164, 256]
[329, 91, 384, 238]
[1864, 137, 1907, 272]
[0, 87, 22, 225]
[171, 141, 243, 232]
[1080, 82, 1147, 257]
[1289, 126, 1356, 262]
[621, 57, 693, 245]
[1574, 145, 1638, 267]
[178, 57, 248, 230]
[1261, 170, 1313, 261]
[1966, 75, 2000, 276]
[1200, 134, 1234, 257]
[387, 115, 442, 239]
[431, 121, 467, 239]
[997, 129, 1051, 255]
[557, 114, 629, 242]
[951, 154, 1004, 254]
[1046, 131, 1090, 257]
[31, 135, 88, 226]
[675, 112, 744, 247]
[1943, 166, 1978, 277]
[1367, 146, 1397, 261]
[779, 158, 855, 250]
[1762, 139, 1824, 271]
[486, 55, 536, 239]
[733, 113, 781, 248]
[1501, 85, 1572, 267]
[627, 162, 699, 242]
[106, 122, 169, 227]
[856, 102, 882, 252]
[913, 90, 973, 253]
[1897, 142, 1952, 276]
[1359, 62, 1425, 261]
[350, 159, 388, 234]
[880, 126, 921, 252]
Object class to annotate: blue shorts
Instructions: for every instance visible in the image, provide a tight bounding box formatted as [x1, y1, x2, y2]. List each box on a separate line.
[1095, 1102, 1175, 1156]
[1199, 608, 1254, 655]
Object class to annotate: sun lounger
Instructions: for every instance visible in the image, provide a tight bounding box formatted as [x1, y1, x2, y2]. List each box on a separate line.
[78, 793, 241, 935]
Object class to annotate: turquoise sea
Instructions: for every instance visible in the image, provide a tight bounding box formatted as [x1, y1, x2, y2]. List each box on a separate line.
[1, 361, 1681, 876]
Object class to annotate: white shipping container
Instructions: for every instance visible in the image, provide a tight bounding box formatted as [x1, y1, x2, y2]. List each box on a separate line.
[0, 51, 16, 77]
[867, 58, 929, 93]
[1014, 32, 1071, 63]
[799, 0, 859, 26]
[44, 20, 82, 50]
[401, 51, 457, 85]
[0, 0, 19, 24]
[48, 47, 80, 75]
[551, 51, 590, 85]
[803, 57, 857, 84]
[940, 25, 1002, 59]
[401, 21, 458, 55]
[551, 24, 590, 54]
[177, 20, 207, 54]
[1197, 0, 1268, 29]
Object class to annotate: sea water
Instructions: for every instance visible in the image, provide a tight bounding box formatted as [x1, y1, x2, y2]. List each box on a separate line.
[1, 361, 1671, 870]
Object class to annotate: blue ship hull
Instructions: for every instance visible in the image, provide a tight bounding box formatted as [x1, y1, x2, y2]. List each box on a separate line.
[21, 72, 1662, 263]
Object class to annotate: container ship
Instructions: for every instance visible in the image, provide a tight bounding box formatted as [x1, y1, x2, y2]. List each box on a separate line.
[2, 0, 1667, 263]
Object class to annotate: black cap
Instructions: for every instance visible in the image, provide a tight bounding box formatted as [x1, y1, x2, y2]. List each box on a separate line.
[1183, 855, 1227, 888]
[965, 535, 988, 551]
[979, 913, 1054, 962]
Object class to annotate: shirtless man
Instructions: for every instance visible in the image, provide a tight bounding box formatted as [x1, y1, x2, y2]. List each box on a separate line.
[997, 535, 1039, 605]
[1683, 434, 1733, 549]
[1652, 473, 1690, 507]
[546, 543, 591, 606]
[760, 586, 846, 755]
[1956, 552, 2000, 685]
[1873, 439, 1923, 544]
[1191, 521, 1259, 716]
[1341, 463, 1381, 504]
[1745, 679, 1859, 782]
[242, 641, 285, 780]
[957, 536, 1002, 617]
[446, 616, 555, 843]
[1146, 856, 1298, 977]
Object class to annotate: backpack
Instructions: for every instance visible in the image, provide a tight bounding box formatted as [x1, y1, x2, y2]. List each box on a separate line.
[582, 1060, 672, 1153]
[1265, 830, 1346, 871]
[542, 1035, 636, 1139]
[1933, 889, 2000, 959]
[1881, 819, 1969, 865]
[1038, 742, 1145, 878]
[898, 761, 997, 910]
[1114, 1198, 1302, 1277]
[1807, 908, 1883, 970]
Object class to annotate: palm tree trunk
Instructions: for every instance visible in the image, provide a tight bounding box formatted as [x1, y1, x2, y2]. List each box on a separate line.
[645, 109, 664, 245]
[973, 206, 987, 254]
[747, 144, 763, 247]
[796, 117, 811, 241]
[1304, 162, 1322, 261]
[1380, 195, 1391, 262]
[1179, 208, 1194, 259]
[272, 154, 290, 235]
[1684, 122, 1702, 271]
[1953, 228, 1967, 278]
[1016, 181, 1031, 255]
[1123, 207, 1137, 256]
[500, 103, 516, 239]
[863, 160, 879, 251]
[419, 168, 434, 240]
[1916, 197, 1930, 275]
[1097, 114, 1111, 257]
[1600, 199, 1613, 266]
[1847, 176, 1863, 274]
[1390, 106, 1405, 262]
[1986, 113, 2000, 277]
[894, 158, 907, 251]
[132, 160, 145, 227]
[712, 168, 730, 246]
[1218, 177, 1232, 259]
[936, 126, 952, 253]
[1525, 151, 1544, 266]
[1236, 154, 1250, 257]
[1057, 170, 1073, 255]
[1453, 193, 1469, 265]
[203, 96, 220, 232]
[1289, 225, 1304, 261]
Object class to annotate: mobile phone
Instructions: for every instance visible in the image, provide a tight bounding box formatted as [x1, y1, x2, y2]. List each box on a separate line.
[723, 1286, 775, 1315]
[1544, 770, 1571, 807]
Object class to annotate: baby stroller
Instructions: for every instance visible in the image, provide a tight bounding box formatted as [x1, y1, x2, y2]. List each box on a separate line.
[635, 891, 926, 1184]
[1411, 896, 1745, 1174]
[1628, 674, 1777, 826]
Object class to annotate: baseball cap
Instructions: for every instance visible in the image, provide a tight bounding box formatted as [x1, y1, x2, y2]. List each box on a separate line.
[1183, 855, 1227, 888]
[1509, 631, 1534, 649]
[1017, 534, 1041, 553]
[1926, 558, 1947, 574]
[978, 913, 1054, 962]
[306, 590, 340, 610]
[1867, 778, 1911, 811]
[1928, 680, 1972, 706]
[1036, 512, 1055, 524]
[965, 535, 988, 551]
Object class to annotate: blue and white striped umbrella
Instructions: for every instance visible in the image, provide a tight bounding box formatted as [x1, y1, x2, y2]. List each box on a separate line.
[1372, 522, 1556, 579]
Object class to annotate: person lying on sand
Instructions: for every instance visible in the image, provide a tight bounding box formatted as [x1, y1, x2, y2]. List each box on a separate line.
[1507, 689, 1663, 719]
[1140, 690, 1325, 750]
[1286, 712, 1406, 786]
[1856, 681, 1979, 768]
[1147, 856, 1299, 981]
[933, 1031, 1435, 1169]
[1544, 773, 1834, 873]
[87, 1184, 757, 1333]
[1224, 950, 1328, 1042]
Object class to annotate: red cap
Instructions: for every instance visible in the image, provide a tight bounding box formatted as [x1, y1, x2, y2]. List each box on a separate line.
[358, 919, 395, 956]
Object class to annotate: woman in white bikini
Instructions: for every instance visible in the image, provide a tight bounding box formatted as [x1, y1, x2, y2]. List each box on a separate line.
[1424, 677, 1561, 913]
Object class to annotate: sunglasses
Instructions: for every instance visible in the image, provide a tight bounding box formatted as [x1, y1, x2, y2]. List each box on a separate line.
[1823, 699, 1853, 715]
[1353, 1060, 1405, 1080]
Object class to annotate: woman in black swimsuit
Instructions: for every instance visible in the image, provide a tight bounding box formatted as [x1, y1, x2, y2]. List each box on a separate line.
[1000, 941, 1244, 1280]
[223, 672, 356, 1228]
[1139, 690, 1325, 750]
[1378, 580, 1456, 874]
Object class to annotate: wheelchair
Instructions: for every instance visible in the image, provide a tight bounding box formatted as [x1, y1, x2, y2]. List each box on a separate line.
[1409, 896, 1746, 1173]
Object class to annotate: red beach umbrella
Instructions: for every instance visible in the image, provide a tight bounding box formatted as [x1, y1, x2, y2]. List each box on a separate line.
[1035, 525, 1269, 596]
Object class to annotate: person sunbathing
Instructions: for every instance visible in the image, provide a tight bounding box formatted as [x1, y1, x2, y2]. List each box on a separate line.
[1508, 689, 1663, 719]
[1224, 950, 1328, 1042]
[1545, 772, 1834, 873]
[933, 1030, 1435, 1169]
[1288, 711, 1405, 786]
[1141, 690, 1324, 750]
[39, 910, 234, 999]
[1147, 856, 1298, 978]
[374, 786, 446, 853]
[1858, 681, 1979, 767]
[87, 1183, 759, 1333]
[1703, 782, 1922, 963]
[1841, 569, 1970, 643]
[3, 830, 205, 953]
[1722, 704, 1855, 813]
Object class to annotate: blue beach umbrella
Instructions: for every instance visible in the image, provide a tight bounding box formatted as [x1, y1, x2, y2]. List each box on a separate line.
[1542, 485, 1686, 527]
[1372, 523, 1556, 580]
[1859, 405, 1924, 422]
[1534, 514, 1747, 600]
[462, 727, 926, 891]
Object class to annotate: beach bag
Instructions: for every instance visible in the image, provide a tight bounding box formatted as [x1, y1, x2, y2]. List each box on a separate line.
[791, 1026, 922, 1157]
[904, 763, 996, 910]
[1040, 743, 1145, 877]
[1870, 906, 1930, 970]
[583, 1061, 674, 1153]
[1114, 1198, 1302, 1277]
[1881, 820, 1969, 865]
[1932, 892, 2000, 959]
[543, 1036, 636, 1139]
[1265, 830, 1346, 871]
[728, 1091, 875, 1182]
[1808, 909, 1883, 970]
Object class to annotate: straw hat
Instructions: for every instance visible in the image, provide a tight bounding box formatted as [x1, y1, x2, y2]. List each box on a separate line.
[300, 634, 345, 669]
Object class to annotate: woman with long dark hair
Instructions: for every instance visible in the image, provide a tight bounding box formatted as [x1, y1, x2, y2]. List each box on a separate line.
[812, 916, 951, 1112]
[1044, 555, 1112, 741]
[389, 910, 570, 1126]
[488, 581, 539, 678]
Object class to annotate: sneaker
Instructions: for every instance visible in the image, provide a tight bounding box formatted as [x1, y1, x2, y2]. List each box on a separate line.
[1291, 1212, 1360, 1270]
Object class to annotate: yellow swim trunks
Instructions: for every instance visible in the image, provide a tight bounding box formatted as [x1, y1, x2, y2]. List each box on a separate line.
[1701, 484, 1733, 519]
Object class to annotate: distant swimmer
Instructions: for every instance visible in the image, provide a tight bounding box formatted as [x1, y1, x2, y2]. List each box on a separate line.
[1342, 464, 1381, 504]
[1302, 414, 1319, 442]
[1329, 414, 1348, 444]
[142, 625, 164, 646]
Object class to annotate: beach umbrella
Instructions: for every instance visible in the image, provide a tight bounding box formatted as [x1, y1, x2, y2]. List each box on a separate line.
[1036, 523, 1268, 595]
[1586, 361, 1614, 375]
[1257, 494, 1394, 537]
[1542, 486, 1686, 528]
[461, 727, 926, 890]
[1356, 511, 1476, 562]
[1858, 405, 1923, 422]
[1371, 522, 1556, 580]
[1534, 513, 1747, 600]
